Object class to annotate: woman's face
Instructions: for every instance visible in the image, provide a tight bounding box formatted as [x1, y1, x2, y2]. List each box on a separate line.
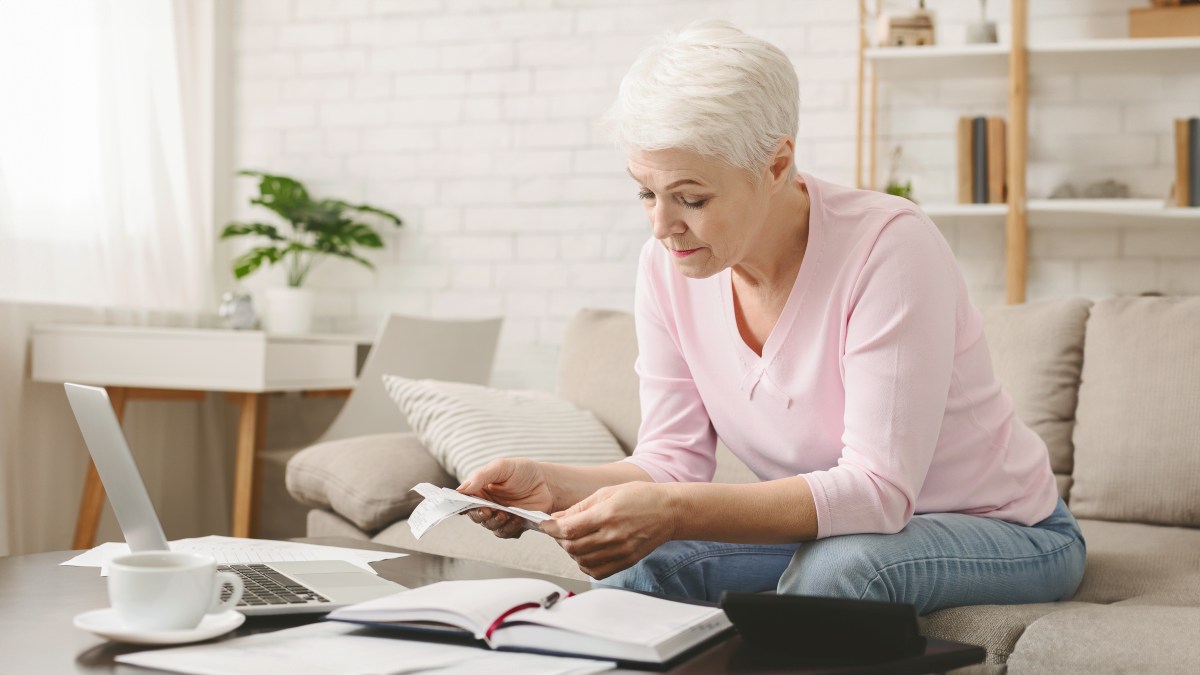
[627, 147, 770, 279]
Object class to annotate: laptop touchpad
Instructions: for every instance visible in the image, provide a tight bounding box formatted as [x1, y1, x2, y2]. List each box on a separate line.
[294, 572, 399, 589]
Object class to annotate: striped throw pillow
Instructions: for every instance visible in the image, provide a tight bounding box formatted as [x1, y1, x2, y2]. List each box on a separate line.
[382, 375, 627, 481]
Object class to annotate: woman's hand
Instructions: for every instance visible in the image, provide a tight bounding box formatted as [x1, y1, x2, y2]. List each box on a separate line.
[458, 458, 556, 539]
[540, 482, 678, 579]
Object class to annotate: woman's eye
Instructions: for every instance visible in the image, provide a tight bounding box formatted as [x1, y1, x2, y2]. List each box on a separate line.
[637, 189, 654, 201]
[682, 198, 707, 210]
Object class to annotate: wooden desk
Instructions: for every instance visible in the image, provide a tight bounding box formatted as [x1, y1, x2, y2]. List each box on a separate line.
[29, 324, 371, 547]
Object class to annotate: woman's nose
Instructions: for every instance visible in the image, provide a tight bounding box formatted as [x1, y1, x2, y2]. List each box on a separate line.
[650, 202, 686, 240]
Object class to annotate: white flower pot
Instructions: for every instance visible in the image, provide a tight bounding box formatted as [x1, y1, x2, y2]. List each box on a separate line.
[263, 287, 314, 335]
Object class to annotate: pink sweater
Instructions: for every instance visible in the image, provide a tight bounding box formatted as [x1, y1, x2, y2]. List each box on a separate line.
[624, 173, 1059, 539]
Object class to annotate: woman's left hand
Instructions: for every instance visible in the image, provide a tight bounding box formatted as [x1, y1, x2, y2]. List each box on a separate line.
[539, 482, 678, 580]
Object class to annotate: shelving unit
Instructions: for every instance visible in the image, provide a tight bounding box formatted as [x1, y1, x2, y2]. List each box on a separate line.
[865, 44, 1008, 79]
[865, 36, 1200, 79]
[856, 0, 1200, 303]
[923, 200, 1200, 228]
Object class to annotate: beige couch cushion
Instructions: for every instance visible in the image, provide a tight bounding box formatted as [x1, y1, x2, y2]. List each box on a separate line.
[1070, 518, 1200, 605]
[306, 508, 372, 541]
[1070, 297, 1200, 526]
[287, 432, 455, 532]
[372, 513, 588, 582]
[922, 602, 1091, 665]
[556, 309, 641, 454]
[982, 298, 1091, 500]
[1007, 605, 1200, 674]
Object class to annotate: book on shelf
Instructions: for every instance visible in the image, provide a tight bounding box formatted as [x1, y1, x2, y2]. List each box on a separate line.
[1190, 117, 1199, 208]
[326, 578, 733, 668]
[956, 117, 973, 204]
[1175, 117, 1199, 208]
[986, 117, 1006, 204]
[957, 116, 1006, 205]
[972, 116, 988, 204]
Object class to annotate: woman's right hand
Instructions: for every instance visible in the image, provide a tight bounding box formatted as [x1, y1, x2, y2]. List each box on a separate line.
[457, 458, 556, 539]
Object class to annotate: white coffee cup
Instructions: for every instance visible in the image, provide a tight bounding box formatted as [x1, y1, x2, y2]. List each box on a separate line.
[108, 551, 244, 631]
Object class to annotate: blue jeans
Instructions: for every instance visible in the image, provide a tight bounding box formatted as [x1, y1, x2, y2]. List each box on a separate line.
[596, 498, 1086, 616]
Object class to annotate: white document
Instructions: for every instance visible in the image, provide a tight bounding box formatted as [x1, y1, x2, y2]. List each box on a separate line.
[60, 535, 406, 576]
[115, 621, 615, 675]
[407, 483, 550, 540]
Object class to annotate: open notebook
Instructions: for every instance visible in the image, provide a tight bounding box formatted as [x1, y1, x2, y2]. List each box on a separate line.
[326, 578, 732, 668]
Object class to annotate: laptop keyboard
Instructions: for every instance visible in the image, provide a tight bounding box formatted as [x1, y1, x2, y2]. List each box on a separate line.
[219, 563, 332, 607]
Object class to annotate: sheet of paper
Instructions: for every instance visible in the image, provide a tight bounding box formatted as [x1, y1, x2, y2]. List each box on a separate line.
[407, 496, 478, 539]
[60, 535, 406, 576]
[407, 483, 551, 540]
[115, 621, 615, 675]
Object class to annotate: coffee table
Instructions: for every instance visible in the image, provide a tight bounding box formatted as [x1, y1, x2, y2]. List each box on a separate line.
[0, 538, 985, 673]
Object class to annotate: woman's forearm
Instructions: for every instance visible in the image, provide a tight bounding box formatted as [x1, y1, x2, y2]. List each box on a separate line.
[542, 461, 653, 513]
[665, 476, 819, 543]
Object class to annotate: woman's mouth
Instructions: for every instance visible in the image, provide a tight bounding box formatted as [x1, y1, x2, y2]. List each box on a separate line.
[671, 248, 700, 258]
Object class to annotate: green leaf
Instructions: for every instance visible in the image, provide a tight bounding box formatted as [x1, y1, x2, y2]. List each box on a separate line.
[230, 246, 284, 280]
[327, 199, 403, 227]
[344, 222, 384, 248]
[239, 170, 313, 224]
[220, 222, 286, 241]
[332, 249, 374, 270]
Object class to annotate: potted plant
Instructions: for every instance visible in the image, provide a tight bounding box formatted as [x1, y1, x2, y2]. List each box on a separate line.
[221, 170, 402, 334]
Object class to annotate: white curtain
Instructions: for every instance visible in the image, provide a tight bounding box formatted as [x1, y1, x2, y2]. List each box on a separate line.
[0, 0, 222, 556]
[0, 0, 213, 310]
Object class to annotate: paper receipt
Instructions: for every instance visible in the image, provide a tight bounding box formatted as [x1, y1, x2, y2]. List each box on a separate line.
[406, 483, 551, 540]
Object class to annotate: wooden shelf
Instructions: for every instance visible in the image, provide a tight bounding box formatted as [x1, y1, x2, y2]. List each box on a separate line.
[866, 36, 1200, 79]
[1032, 37, 1200, 74]
[1028, 199, 1200, 228]
[922, 203, 1008, 226]
[866, 44, 1008, 79]
[921, 200, 1200, 228]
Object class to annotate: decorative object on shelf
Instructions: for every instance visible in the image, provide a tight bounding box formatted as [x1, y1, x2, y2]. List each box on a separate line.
[883, 145, 915, 202]
[217, 291, 257, 330]
[875, 0, 936, 47]
[220, 171, 403, 335]
[1130, 0, 1200, 38]
[885, 181, 914, 201]
[1048, 180, 1132, 200]
[1049, 182, 1078, 200]
[1174, 117, 1199, 207]
[956, 116, 1006, 204]
[1082, 180, 1131, 200]
[965, 0, 998, 44]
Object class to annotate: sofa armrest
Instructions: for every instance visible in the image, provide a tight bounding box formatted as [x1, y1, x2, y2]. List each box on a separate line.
[286, 432, 455, 533]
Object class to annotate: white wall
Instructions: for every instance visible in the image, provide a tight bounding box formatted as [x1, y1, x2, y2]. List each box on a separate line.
[225, 0, 1200, 390]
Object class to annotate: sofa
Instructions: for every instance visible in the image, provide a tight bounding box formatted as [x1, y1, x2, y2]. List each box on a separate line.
[288, 297, 1200, 673]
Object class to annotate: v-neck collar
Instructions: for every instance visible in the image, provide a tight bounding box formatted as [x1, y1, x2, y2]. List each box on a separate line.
[719, 173, 824, 406]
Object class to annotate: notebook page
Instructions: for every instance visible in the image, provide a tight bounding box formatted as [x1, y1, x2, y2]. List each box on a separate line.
[328, 578, 568, 638]
[504, 589, 727, 645]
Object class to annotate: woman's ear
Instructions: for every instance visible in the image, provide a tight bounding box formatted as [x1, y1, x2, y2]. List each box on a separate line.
[767, 138, 795, 192]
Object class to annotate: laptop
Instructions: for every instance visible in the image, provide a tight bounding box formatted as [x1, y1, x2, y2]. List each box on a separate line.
[64, 382, 407, 616]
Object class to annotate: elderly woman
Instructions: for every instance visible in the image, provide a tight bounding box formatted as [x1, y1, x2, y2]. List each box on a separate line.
[458, 20, 1085, 615]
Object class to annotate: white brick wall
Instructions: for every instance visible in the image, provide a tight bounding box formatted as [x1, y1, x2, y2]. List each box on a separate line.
[226, 0, 1200, 390]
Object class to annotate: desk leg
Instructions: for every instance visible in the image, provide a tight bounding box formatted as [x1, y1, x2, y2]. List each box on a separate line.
[72, 387, 128, 550]
[231, 393, 263, 538]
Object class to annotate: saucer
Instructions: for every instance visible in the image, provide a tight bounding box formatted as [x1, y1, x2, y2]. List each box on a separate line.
[73, 608, 245, 645]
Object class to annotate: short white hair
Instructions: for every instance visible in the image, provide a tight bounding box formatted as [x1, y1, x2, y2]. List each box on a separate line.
[603, 20, 800, 181]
